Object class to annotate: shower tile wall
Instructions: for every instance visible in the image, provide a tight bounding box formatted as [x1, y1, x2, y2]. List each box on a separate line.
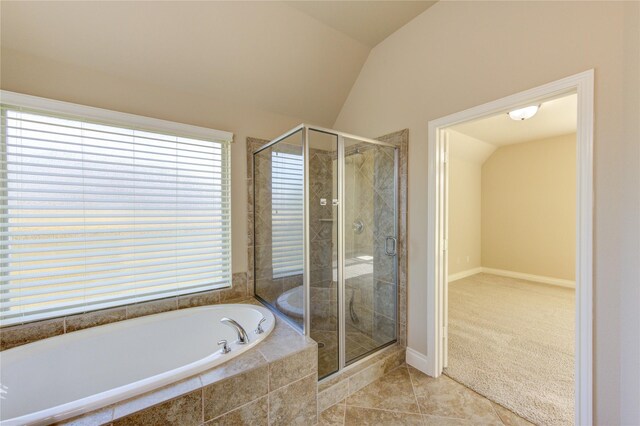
[344, 147, 376, 354]
[308, 148, 338, 377]
[374, 129, 408, 348]
[344, 144, 397, 363]
[371, 146, 397, 346]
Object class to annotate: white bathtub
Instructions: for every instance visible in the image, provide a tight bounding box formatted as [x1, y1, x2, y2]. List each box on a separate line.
[0, 304, 274, 426]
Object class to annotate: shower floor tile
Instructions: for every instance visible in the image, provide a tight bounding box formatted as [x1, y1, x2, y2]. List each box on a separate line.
[313, 329, 390, 378]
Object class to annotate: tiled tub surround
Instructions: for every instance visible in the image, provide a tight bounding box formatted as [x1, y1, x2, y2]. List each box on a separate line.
[1, 304, 276, 425]
[58, 302, 319, 426]
[59, 316, 407, 426]
[0, 272, 251, 351]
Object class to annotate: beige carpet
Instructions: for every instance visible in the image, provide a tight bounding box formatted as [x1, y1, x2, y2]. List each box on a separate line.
[445, 273, 575, 426]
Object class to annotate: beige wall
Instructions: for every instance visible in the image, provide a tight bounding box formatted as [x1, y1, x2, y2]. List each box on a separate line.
[2, 1, 638, 421]
[481, 134, 576, 281]
[333, 1, 640, 423]
[0, 47, 306, 275]
[447, 132, 485, 276]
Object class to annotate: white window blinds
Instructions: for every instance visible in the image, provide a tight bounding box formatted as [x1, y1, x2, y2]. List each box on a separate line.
[271, 151, 304, 278]
[0, 94, 233, 326]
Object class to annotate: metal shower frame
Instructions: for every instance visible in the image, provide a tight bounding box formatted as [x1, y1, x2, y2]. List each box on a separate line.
[253, 123, 399, 374]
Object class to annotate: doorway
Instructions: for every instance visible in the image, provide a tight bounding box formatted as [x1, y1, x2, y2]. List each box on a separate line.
[425, 71, 594, 424]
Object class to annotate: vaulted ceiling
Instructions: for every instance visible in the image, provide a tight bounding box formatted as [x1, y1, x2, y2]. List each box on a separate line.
[0, 1, 435, 127]
[286, 1, 437, 47]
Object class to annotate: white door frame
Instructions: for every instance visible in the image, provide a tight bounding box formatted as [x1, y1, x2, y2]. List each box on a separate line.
[425, 70, 594, 425]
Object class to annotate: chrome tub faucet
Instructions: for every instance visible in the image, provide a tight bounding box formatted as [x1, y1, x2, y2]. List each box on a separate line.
[220, 317, 250, 344]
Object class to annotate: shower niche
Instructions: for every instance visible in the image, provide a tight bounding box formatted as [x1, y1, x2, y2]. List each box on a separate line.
[253, 125, 398, 379]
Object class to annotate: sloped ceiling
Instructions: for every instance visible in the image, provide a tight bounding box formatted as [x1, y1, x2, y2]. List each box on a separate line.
[286, 1, 437, 47]
[1, 1, 380, 126]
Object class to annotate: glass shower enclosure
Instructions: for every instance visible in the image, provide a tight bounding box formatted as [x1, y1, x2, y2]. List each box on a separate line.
[253, 125, 398, 379]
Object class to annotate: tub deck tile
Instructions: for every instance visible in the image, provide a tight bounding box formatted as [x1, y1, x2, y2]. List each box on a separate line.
[268, 344, 317, 391]
[65, 308, 127, 333]
[126, 299, 177, 319]
[112, 390, 202, 426]
[112, 375, 203, 421]
[177, 291, 221, 309]
[205, 396, 269, 425]
[199, 349, 268, 387]
[58, 404, 115, 426]
[268, 372, 318, 426]
[257, 316, 316, 363]
[202, 365, 269, 421]
[0, 318, 65, 351]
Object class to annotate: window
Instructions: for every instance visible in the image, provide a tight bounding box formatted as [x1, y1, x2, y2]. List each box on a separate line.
[271, 151, 303, 278]
[0, 92, 233, 326]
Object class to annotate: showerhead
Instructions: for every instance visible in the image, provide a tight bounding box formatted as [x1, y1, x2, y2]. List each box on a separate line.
[347, 147, 366, 167]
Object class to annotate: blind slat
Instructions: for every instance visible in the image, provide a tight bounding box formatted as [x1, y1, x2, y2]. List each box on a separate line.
[1, 159, 228, 181]
[1, 241, 225, 263]
[2, 248, 231, 273]
[2, 153, 225, 175]
[1, 112, 228, 149]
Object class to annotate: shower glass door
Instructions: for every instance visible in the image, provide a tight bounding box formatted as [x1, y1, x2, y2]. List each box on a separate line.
[253, 125, 398, 380]
[343, 138, 397, 364]
[308, 129, 339, 379]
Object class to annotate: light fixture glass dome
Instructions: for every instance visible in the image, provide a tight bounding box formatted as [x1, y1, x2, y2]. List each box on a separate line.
[508, 105, 540, 121]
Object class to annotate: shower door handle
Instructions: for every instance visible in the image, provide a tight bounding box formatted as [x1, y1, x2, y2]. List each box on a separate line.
[385, 237, 397, 256]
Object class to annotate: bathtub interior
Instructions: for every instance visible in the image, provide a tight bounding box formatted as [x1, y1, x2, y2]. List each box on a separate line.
[0, 304, 274, 424]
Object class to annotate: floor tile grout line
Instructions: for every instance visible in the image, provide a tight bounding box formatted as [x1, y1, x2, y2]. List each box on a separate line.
[344, 402, 422, 416]
[201, 388, 205, 424]
[217, 393, 268, 422]
[343, 404, 424, 420]
[407, 366, 488, 423]
[445, 370, 526, 425]
[406, 364, 425, 419]
[488, 401, 509, 426]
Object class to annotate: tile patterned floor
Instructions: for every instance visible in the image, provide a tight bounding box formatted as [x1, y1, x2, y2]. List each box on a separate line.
[318, 365, 534, 426]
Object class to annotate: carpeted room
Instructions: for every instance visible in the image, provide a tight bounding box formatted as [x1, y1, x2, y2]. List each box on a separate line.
[444, 94, 578, 425]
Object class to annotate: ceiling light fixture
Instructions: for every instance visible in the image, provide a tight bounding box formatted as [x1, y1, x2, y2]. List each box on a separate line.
[508, 105, 540, 121]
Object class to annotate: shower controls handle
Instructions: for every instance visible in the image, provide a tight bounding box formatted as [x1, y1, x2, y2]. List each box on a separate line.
[385, 237, 397, 256]
[218, 339, 231, 354]
[255, 317, 266, 334]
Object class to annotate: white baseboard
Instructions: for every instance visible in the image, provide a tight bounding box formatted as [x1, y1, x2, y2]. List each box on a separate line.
[448, 267, 483, 282]
[481, 267, 575, 288]
[448, 267, 575, 288]
[406, 347, 434, 376]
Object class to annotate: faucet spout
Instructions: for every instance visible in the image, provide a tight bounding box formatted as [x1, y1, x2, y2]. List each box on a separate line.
[220, 317, 250, 344]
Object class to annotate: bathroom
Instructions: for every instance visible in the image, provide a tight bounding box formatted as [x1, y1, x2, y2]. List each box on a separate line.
[0, 113, 408, 426]
[1, 1, 639, 426]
